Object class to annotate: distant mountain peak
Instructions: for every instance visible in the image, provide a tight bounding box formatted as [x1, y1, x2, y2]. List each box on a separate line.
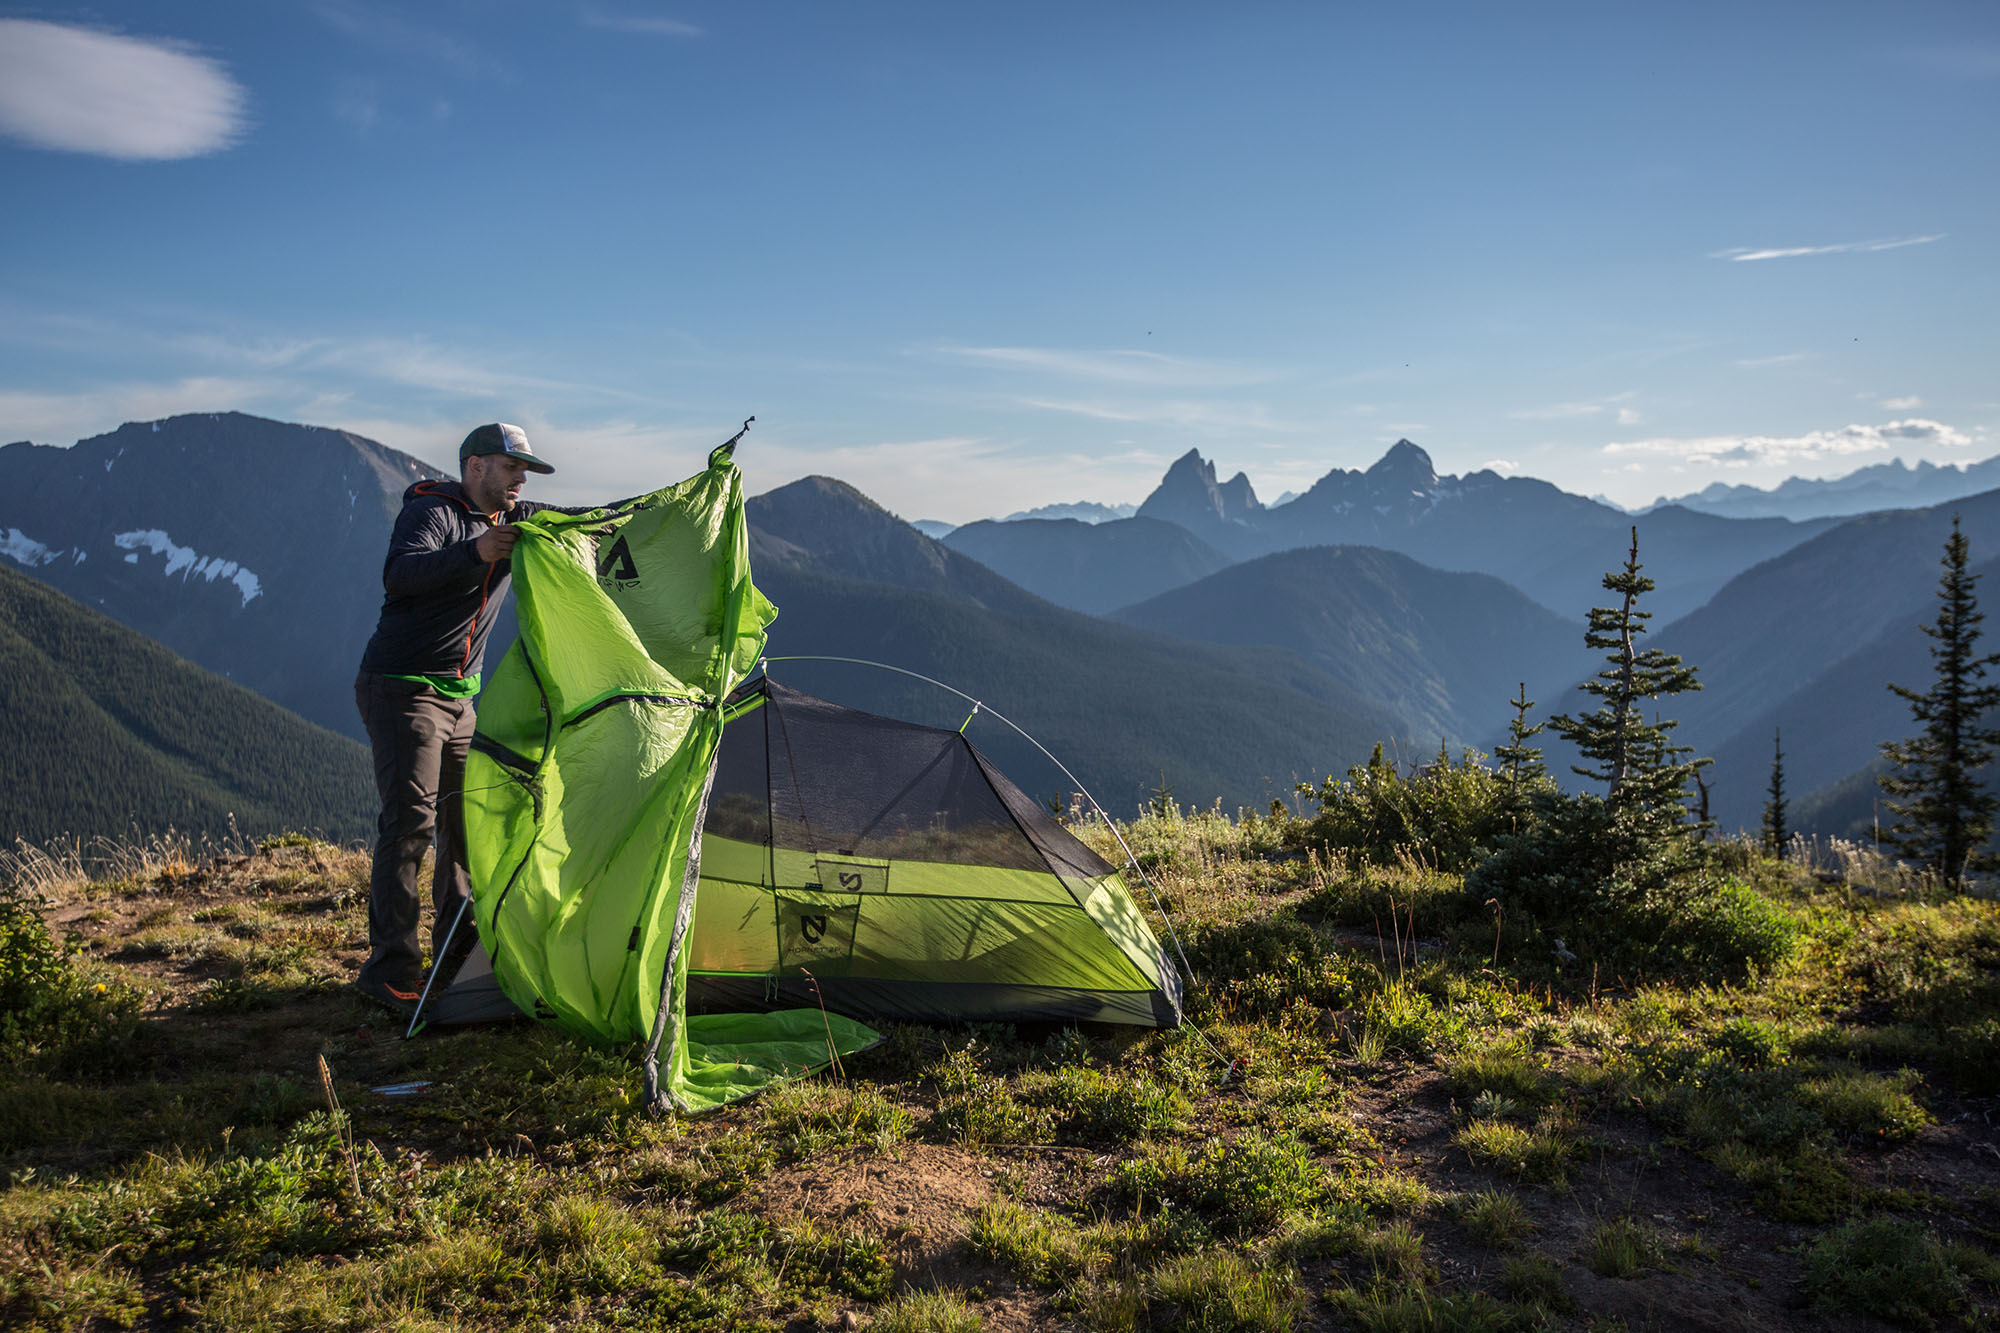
[1136, 449, 1262, 531]
[1366, 440, 1438, 493]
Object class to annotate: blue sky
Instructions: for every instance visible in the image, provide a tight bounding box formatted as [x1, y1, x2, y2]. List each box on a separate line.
[1, 2, 1995, 520]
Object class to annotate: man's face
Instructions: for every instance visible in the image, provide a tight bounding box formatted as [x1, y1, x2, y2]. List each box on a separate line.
[464, 454, 533, 514]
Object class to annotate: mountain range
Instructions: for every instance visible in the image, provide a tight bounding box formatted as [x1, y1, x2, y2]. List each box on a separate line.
[1647, 453, 2000, 522]
[0, 413, 440, 742]
[0, 561, 373, 845]
[1108, 442, 1836, 625]
[744, 477, 1407, 809]
[6, 411, 2000, 844]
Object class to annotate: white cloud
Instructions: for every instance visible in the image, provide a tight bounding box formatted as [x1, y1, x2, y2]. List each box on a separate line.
[1880, 396, 1923, 410]
[1711, 235, 1944, 262]
[1736, 352, 1810, 369]
[1602, 418, 1973, 468]
[0, 20, 247, 160]
[579, 6, 703, 37]
[1479, 459, 1520, 473]
[1616, 408, 1642, 426]
[930, 344, 1278, 389]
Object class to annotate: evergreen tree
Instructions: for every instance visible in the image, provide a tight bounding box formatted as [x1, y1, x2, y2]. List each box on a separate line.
[1494, 681, 1547, 792]
[1761, 728, 1787, 857]
[1879, 515, 2000, 890]
[1548, 527, 1708, 835]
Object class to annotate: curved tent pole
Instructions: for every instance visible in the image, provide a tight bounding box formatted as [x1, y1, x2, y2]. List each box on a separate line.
[761, 653, 1196, 986]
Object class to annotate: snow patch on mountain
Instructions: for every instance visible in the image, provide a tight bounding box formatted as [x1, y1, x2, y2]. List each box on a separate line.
[114, 529, 264, 606]
[2, 528, 60, 567]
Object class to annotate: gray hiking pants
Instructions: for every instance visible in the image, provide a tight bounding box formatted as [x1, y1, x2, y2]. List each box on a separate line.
[354, 671, 476, 988]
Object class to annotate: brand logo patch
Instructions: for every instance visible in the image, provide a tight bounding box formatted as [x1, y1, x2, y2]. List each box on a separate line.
[799, 913, 829, 944]
[596, 534, 639, 590]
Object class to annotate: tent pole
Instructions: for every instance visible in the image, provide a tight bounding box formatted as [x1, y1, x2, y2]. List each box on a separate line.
[405, 894, 473, 1040]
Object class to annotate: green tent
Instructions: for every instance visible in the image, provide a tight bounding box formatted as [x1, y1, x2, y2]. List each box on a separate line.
[444, 445, 1181, 1112]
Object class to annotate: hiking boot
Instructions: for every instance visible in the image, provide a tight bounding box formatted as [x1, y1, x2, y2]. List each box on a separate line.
[351, 975, 423, 1015]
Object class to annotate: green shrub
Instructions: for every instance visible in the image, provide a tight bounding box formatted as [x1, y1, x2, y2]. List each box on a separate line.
[1804, 1218, 1966, 1324]
[1150, 1250, 1306, 1332]
[1454, 1189, 1534, 1248]
[1185, 912, 1355, 1019]
[1711, 1016, 1791, 1069]
[1446, 1045, 1553, 1110]
[1107, 1134, 1323, 1234]
[871, 1286, 985, 1333]
[1017, 1066, 1191, 1143]
[1584, 1216, 1664, 1278]
[1359, 979, 1468, 1058]
[1471, 792, 1797, 982]
[927, 1047, 1051, 1147]
[0, 883, 145, 1075]
[1291, 745, 1522, 874]
[1453, 1119, 1580, 1186]
[1797, 1068, 1930, 1143]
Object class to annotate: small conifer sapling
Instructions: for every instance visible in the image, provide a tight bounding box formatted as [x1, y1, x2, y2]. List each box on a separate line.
[1879, 515, 2000, 891]
[1548, 527, 1708, 839]
[1761, 728, 1787, 858]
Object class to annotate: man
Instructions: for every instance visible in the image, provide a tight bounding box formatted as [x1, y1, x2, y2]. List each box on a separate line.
[352, 422, 570, 1011]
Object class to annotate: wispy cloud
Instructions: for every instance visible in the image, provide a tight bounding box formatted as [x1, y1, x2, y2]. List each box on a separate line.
[1014, 395, 1296, 434]
[333, 78, 380, 131]
[743, 435, 1163, 523]
[1736, 352, 1810, 369]
[0, 377, 285, 444]
[1711, 235, 1944, 262]
[1603, 418, 1973, 468]
[1509, 391, 1636, 422]
[1511, 401, 1606, 421]
[579, 6, 703, 37]
[1879, 396, 1923, 411]
[1479, 459, 1520, 474]
[928, 344, 1279, 389]
[1905, 46, 2000, 78]
[310, 3, 507, 79]
[0, 19, 247, 160]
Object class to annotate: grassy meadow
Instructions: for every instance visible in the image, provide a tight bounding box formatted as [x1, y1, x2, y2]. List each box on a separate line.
[2, 801, 1998, 1330]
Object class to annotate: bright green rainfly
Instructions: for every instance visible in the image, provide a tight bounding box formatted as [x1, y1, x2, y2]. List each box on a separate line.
[462, 443, 878, 1112]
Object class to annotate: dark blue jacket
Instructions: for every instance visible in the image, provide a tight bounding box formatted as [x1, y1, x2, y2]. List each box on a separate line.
[358, 480, 567, 681]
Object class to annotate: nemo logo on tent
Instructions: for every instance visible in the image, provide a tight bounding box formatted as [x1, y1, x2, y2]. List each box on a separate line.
[597, 534, 640, 589]
[799, 914, 829, 944]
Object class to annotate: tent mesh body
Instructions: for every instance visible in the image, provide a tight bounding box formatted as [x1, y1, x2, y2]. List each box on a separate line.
[691, 678, 1182, 1027]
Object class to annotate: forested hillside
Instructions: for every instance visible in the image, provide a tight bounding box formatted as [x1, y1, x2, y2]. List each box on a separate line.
[0, 564, 374, 845]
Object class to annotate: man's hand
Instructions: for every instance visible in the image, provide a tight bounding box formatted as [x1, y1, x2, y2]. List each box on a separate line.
[475, 524, 520, 563]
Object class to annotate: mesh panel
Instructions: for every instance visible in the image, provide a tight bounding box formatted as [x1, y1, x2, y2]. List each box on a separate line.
[704, 679, 1112, 878]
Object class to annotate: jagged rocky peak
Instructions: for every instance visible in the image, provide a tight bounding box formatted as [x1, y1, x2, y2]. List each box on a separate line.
[1216, 470, 1263, 520]
[1365, 439, 1438, 494]
[1137, 449, 1262, 528]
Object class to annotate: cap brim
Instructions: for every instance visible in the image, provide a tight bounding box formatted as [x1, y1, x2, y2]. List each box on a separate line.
[518, 457, 555, 474]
